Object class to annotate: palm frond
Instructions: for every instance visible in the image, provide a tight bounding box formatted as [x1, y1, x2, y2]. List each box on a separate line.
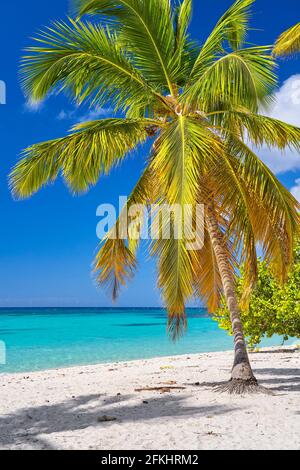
[228, 138, 300, 283]
[274, 22, 300, 57]
[94, 239, 137, 301]
[184, 46, 276, 112]
[205, 132, 299, 289]
[172, 0, 196, 83]
[211, 109, 300, 150]
[21, 19, 162, 112]
[150, 117, 224, 338]
[174, 0, 192, 50]
[10, 118, 160, 198]
[206, 151, 258, 298]
[94, 164, 157, 300]
[76, 0, 178, 93]
[190, 0, 255, 80]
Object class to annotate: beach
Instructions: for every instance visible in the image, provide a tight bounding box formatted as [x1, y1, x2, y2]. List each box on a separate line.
[0, 346, 299, 450]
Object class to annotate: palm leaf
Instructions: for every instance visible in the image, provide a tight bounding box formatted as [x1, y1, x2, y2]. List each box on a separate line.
[184, 46, 276, 112]
[174, 0, 192, 51]
[186, 143, 257, 304]
[228, 138, 300, 283]
[76, 0, 178, 93]
[21, 19, 162, 112]
[150, 117, 224, 337]
[10, 118, 161, 198]
[94, 164, 157, 299]
[274, 22, 300, 57]
[190, 0, 255, 80]
[172, 0, 196, 83]
[210, 109, 300, 150]
[94, 239, 138, 301]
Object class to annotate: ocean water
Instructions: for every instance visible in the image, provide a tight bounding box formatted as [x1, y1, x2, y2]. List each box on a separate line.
[0, 308, 291, 373]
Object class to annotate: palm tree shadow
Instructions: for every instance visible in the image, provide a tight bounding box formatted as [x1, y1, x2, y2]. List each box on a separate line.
[255, 368, 300, 392]
[0, 392, 240, 450]
[185, 367, 300, 393]
[249, 348, 299, 354]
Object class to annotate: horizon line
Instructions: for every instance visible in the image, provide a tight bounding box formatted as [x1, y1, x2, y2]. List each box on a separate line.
[0, 306, 205, 310]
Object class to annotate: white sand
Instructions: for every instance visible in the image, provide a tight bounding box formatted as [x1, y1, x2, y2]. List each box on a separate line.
[0, 346, 299, 450]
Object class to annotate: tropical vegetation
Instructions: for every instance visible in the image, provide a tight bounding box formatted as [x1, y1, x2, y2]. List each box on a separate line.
[214, 242, 300, 348]
[9, 0, 300, 393]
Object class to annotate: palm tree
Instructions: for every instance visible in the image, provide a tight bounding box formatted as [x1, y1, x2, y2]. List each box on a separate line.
[274, 22, 300, 56]
[10, 0, 300, 393]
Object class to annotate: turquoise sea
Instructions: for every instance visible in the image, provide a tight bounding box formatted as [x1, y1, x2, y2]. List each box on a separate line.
[0, 308, 291, 373]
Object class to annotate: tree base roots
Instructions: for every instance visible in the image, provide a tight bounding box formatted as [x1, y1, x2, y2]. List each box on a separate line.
[215, 377, 273, 395]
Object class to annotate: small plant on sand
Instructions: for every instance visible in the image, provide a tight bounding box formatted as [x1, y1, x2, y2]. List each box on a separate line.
[10, 0, 300, 393]
[214, 243, 300, 348]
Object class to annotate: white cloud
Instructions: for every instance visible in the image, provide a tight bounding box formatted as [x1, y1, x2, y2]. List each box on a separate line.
[23, 99, 43, 112]
[56, 106, 112, 122]
[57, 110, 68, 120]
[263, 75, 300, 126]
[56, 109, 76, 121]
[257, 147, 300, 175]
[256, 75, 300, 175]
[291, 178, 300, 202]
[77, 107, 113, 122]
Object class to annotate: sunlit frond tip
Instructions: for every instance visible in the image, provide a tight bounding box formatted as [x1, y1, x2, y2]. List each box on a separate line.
[274, 23, 300, 57]
[167, 308, 188, 341]
[94, 238, 137, 301]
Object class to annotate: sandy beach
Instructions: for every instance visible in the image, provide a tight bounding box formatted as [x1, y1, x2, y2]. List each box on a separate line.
[0, 346, 299, 450]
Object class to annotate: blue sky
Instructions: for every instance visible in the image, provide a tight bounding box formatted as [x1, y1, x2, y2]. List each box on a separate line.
[0, 0, 299, 307]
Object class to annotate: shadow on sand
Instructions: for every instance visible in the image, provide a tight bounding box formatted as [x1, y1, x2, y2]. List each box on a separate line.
[185, 367, 300, 394]
[0, 392, 239, 450]
[249, 348, 299, 354]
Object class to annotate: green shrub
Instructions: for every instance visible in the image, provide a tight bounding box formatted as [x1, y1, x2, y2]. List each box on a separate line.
[214, 244, 300, 348]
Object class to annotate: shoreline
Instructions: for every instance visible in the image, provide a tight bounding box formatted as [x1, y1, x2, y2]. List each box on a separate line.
[1, 346, 299, 450]
[2, 342, 296, 377]
[1, 307, 295, 376]
[0, 346, 236, 377]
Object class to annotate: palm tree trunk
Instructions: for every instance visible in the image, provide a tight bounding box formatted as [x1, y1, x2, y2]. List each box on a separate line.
[206, 204, 259, 393]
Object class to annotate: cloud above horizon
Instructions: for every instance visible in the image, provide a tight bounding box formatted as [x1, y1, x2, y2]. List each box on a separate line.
[256, 75, 300, 175]
[57, 106, 113, 123]
[23, 95, 112, 123]
[291, 178, 300, 202]
[23, 99, 43, 113]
